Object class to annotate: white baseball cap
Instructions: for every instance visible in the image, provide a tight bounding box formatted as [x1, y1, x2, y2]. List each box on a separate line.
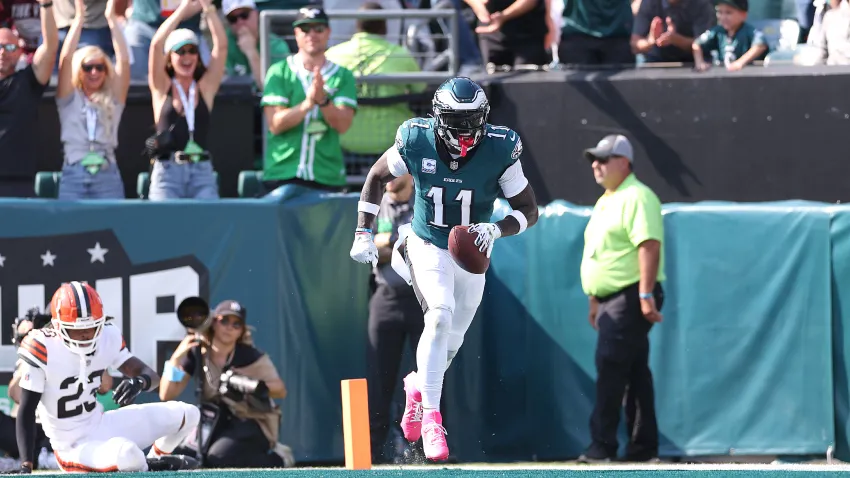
[164, 28, 199, 54]
[223, 0, 256, 16]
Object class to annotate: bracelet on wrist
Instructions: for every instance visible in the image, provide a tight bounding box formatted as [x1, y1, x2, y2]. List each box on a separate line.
[639, 292, 653, 300]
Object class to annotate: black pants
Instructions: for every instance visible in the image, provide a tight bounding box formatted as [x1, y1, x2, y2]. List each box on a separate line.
[479, 34, 551, 67]
[558, 34, 635, 66]
[587, 282, 663, 460]
[203, 416, 284, 469]
[367, 283, 425, 462]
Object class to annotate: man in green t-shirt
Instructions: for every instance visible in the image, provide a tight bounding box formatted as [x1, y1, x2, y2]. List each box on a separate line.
[261, 6, 358, 192]
[222, 0, 290, 90]
[579, 134, 665, 463]
[325, 2, 426, 156]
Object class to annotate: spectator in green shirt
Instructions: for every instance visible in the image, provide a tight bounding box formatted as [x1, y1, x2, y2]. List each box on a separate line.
[222, 0, 290, 90]
[325, 2, 425, 156]
[261, 6, 358, 192]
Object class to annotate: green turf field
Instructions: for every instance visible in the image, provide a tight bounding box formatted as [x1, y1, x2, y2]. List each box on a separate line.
[27, 463, 850, 477]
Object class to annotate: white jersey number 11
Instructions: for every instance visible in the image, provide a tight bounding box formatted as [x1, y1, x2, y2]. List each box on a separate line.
[427, 186, 472, 227]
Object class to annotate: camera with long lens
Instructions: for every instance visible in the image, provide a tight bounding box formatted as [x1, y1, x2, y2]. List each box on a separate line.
[177, 296, 211, 331]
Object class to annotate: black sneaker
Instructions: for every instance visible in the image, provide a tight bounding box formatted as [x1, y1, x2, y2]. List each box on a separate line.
[146, 454, 200, 472]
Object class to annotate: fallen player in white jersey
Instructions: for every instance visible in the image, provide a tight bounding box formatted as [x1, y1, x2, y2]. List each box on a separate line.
[11, 281, 201, 474]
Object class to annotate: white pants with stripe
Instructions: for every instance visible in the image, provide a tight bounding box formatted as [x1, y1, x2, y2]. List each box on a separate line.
[403, 229, 486, 409]
[53, 401, 198, 472]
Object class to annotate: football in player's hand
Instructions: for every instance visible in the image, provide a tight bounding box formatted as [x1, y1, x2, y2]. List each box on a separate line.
[449, 225, 490, 274]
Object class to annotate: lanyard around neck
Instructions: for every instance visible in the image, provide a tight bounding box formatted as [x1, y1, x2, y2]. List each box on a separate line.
[83, 95, 98, 148]
[173, 80, 197, 135]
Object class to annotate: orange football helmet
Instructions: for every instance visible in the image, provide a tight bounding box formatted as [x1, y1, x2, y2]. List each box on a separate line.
[50, 281, 105, 355]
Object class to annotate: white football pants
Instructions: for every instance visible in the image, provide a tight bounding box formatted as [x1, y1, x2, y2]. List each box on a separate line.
[405, 231, 486, 410]
[53, 401, 199, 472]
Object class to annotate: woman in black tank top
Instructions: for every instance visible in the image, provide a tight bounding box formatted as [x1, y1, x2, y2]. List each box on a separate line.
[146, 0, 227, 200]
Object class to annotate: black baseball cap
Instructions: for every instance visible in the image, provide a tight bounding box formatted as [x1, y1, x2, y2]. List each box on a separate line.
[293, 6, 329, 27]
[214, 300, 247, 322]
[715, 0, 747, 11]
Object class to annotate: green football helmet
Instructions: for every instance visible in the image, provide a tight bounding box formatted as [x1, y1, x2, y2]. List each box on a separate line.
[432, 77, 490, 157]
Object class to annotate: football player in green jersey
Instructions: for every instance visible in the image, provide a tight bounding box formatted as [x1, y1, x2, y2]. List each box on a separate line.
[350, 77, 539, 461]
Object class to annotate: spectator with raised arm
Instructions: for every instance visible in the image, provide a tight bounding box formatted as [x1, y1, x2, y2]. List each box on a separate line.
[52, 0, 117, 58]
[146, 0, 226, 199]
[55, 0, 130, 199]
[0, 0, 58, 198]
[0, 0, 44, 66]
[124, 0, 208, 80]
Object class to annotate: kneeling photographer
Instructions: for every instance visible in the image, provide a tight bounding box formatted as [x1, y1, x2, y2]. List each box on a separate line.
[159, 300, 292, 468]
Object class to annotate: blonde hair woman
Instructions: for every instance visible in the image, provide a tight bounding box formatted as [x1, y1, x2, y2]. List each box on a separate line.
[55, 0, 130, 200]
[146, 0, 226, 200]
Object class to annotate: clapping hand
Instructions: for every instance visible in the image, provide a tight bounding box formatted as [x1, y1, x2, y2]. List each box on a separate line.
[655, 17, 678, 48]
[475, 11, 504, 34]
[307, 66, 326, 105]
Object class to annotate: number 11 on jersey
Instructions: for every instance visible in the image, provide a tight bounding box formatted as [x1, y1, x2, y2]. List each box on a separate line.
[427, 186, 473, 227]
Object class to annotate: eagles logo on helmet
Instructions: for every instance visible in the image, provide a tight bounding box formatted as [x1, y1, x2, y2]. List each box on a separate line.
[432, 77, 490, 157]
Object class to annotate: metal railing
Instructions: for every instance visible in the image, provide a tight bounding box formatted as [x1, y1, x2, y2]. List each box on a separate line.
[259, 9, 460, 82]
[257, 9, 460, 189]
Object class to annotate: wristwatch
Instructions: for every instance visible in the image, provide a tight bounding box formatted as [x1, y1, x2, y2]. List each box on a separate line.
[318, 97, 330, 107]
[639, 292, 653, 300]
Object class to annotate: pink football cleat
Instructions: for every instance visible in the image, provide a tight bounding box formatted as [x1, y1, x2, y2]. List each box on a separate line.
[421, 409, 449, 462]
[400, 372, 423, 442]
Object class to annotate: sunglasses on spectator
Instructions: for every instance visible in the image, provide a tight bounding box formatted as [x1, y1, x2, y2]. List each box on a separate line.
[0, 44, 19, 53]
[298, 24, 327, 34]
[82, 63, 106, 73]
[216, 316, 244, 329]
[227, 10, 251, 23]
[174, 46, 198, 56]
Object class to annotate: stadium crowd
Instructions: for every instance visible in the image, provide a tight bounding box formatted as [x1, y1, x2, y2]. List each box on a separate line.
[0, 0, 843, 200]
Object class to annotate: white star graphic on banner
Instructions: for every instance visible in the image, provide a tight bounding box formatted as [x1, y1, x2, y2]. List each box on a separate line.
[0, 254, 5, 267]
[87, 242, 109, 263]
[41, 250, 56, 267]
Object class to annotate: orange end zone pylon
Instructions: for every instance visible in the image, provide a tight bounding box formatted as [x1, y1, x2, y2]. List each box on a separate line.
[341, 378, 372, 470]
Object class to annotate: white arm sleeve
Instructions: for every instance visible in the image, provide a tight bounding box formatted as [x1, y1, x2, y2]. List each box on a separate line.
[386, 146, 409, 177]
[499, 160, 529, 199]
[18, 361, 46, 393]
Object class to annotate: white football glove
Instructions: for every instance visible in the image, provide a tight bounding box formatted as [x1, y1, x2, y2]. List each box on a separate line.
[350, 231, 378, 266]
[468, 223, 502, 258]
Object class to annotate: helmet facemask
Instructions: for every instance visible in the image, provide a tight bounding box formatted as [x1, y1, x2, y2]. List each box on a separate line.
[434, 107, 488, 157]
[54, 316, 104, 356]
